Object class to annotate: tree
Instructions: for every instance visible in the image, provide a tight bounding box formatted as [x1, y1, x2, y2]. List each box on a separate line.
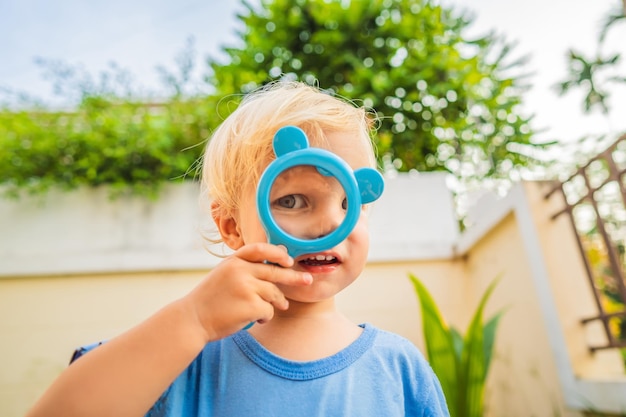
[207, 0, 551, 183]
[556, 50, 624, 115]
[556, 1, 626, 115]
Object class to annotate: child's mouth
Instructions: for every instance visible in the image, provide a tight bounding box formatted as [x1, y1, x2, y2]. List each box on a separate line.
[299, 254, 339, 267]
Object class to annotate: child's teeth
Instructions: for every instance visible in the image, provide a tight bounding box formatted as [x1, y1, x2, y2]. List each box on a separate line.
[310, 255, 335, 261]
[307, 255, 336, 261]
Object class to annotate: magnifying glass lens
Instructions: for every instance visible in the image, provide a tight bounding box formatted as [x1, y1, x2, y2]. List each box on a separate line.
[269, 164, 347, 241]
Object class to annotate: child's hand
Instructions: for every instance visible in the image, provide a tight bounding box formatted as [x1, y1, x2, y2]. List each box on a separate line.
[184, 243, 312, 342]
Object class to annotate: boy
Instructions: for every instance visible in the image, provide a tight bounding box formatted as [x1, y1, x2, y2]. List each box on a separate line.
[26, 81, 449, 416]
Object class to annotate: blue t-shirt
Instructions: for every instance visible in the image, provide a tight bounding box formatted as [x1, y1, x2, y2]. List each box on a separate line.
[73, 324, 449, 416]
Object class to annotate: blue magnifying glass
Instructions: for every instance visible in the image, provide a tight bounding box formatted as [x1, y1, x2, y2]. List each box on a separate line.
[256, 125, 385, 259]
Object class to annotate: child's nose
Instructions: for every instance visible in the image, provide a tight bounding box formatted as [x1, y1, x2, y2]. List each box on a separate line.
[312, 205, 345, 239]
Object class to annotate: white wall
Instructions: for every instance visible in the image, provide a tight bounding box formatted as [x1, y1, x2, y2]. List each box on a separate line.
[0, 173, 459, 277]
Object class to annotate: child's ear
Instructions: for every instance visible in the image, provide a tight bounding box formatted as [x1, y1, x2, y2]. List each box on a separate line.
[211, 202, 244, 250]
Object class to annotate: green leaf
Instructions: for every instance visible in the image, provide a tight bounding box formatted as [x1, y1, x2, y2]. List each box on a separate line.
[410, 272, 503, 417]
[409, 273, 458, 416]
[482, 309, 505, 380]
[450, 326, 464, 361]
[458, 277, 500, 417]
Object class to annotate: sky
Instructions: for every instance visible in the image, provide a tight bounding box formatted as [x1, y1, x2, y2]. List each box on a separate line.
[1, 0, 625, 151]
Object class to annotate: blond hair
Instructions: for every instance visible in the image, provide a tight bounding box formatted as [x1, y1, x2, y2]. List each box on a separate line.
[201, 81, 377, 246]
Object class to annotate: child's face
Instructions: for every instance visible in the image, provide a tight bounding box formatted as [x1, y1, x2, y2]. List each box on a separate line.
[269, 164, 347, 241]
[234, 130, 373, 303]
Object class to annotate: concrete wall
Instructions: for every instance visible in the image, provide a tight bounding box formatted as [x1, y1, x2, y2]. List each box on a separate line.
[1, 174, 625, 417]
[462, 211, 568, 416]
[0, 271, 204, 417]
[456, 182, 626, 416]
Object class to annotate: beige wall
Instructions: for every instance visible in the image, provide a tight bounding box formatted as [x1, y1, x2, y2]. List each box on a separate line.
[0, 271, 205, 417]
[460, 182, 625, 416]
[463, 212, 572, 416]
[1, 261, 463, 417]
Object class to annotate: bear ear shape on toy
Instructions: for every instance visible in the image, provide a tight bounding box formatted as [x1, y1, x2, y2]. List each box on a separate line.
[355, 167, 384, 204]
[271, 125, 384, 205]
[273, 125, 309, 157]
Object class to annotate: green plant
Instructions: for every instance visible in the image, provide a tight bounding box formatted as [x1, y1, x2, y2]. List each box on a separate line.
[0, 95, 219, 198]
[209, 0, 553, 183]
[551, 1, 626, 167]
[0, 40, 217, 199]
[1, 0, 556, 200]
[556, 1, 626, 115]
[409, 273, 503, 417]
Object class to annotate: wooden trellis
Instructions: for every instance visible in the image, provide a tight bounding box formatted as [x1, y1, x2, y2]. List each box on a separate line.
[546, 134, 626, 352]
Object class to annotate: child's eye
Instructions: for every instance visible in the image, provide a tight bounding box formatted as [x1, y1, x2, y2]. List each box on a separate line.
[342, 198, 347, 210]
[275, 194, 305, 209]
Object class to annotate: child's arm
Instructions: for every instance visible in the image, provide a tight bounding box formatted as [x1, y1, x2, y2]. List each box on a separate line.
[25, 243, 312, 417]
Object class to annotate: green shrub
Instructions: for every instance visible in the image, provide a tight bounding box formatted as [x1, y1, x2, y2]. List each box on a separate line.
[409, 273, 503, 417]
[0, 95, 219, 198]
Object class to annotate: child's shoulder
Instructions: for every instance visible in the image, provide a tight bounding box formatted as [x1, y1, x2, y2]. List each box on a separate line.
[366, 323, 423, 353]
[362, 323, 431, 368]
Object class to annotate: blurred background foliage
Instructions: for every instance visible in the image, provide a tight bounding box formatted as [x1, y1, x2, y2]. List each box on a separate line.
[555, 1, 626, 115]
[552, 0, 626, 168]
[210, 0, 551, 182]
[0, 96, 217, 198]
[0, 0, 562, 198]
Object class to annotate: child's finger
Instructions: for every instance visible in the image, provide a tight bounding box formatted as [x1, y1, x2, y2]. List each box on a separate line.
[255, 280, 290, 311]
[235, 243, 294, 267]
[255, 262, 313, 286]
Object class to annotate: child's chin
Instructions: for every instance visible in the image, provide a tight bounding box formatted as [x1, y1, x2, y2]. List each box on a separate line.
[283, 285, 344, 305]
